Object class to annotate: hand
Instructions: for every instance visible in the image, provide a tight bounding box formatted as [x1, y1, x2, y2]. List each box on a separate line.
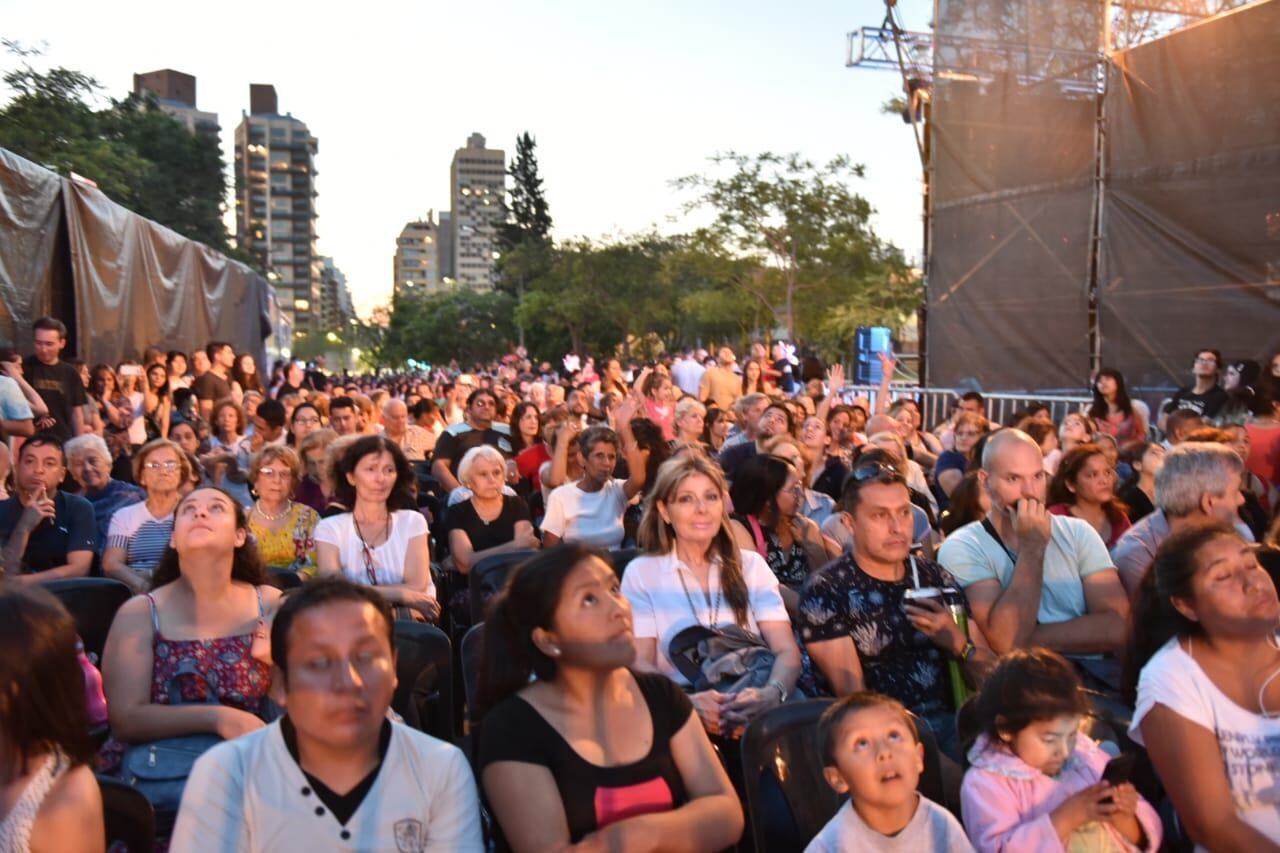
[720, 686, 782, 734]
[876, 350, 896, 378]
[904, 595, 966, 655]
[513, 528, 541, 549]
[826, 362, 845, 394]
[614, 394, 638, 425]
[34, 415, 56, 431]
[790, 514, 824, 550]
[1051, 781, 1119, 837]
[1105, 783, 1145, 844]
[690, 690, 727, 736]
[1012, 497, 1051, 551]
[402, 590, 441, 622]
[19, 488, 56, 532]
[0, 360, 19, 380]
[214, 706, 266, 740]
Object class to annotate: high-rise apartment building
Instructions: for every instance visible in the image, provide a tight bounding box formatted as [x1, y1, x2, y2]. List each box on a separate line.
[234, 85, 321, 336]
[437, 210, 455, 284]
[132, 69, 219, 143]
[393, 215, 442, 300]
[319, 257, 355, 334]
[449, 133, 505, 289]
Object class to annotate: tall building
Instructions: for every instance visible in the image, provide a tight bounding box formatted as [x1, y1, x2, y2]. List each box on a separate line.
[449, 133, 505, 289]
[437, 210, 455, 283]
[234, 85, 321, 336]
[132, 69, 219, 143]
[394, 215, 442, 300]
[319, 257, 355, 334]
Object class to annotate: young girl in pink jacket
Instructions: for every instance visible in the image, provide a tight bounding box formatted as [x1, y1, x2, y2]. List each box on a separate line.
[960, 649, 1162, 852]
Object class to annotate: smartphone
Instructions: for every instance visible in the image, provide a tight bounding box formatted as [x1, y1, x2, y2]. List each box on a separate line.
[1099, 753, 1136, 803]
[119, 364, 143, 377]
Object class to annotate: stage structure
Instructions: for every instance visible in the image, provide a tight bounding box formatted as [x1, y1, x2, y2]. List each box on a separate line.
[849, 0, 1280, 391]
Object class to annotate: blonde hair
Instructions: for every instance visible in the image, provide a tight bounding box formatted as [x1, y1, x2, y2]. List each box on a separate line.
[637, 455, 750, 628]
[674, 397, 706, 422]
[761, 433, 814, 478]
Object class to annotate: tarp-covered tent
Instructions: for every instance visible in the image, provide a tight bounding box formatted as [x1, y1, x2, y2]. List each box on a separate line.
[0, 147, 271, 366]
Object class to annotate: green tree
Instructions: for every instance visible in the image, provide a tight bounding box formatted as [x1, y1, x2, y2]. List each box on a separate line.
[673, 152, 915, 352]
[386, 288, 517, 366]
[496, 132, 554, 348]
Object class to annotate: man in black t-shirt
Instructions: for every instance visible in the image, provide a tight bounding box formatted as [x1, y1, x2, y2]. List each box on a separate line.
[0, 433, 96, 583]
[23, 317, 86, 442]
[193, 341, 235, 419]
[431, 389, 513, 493]
[1164, 348, 1228, 424]
[797, 451, 994, 759]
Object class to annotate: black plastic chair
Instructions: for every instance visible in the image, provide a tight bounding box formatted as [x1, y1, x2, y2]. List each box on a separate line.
[460, 622, 486, 724]
[468, 550, 536, 623]
[609, 547, 640, 578]
[392, 621, 454, 742]
[740, 699, 945, 853]
[98, 775, 155, 852]
[46, 577, 133, 665]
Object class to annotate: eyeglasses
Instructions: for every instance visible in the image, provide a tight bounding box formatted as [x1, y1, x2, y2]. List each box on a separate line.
[256, 466, 292, 480]
[143, 461, 181, 472]
[293, 416, 321, 426]
[849, 461, 904, 484]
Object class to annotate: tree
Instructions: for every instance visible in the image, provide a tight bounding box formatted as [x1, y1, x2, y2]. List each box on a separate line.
[673, 151, 915, 353]
[385, 288, 517, 367]
[0, 50, 232, 253]
[497, 131, 552, 251]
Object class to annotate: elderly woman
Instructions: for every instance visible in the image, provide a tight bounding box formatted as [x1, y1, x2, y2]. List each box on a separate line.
[102, 439, 190, 593]
[673, 397, 707, 448]
[294, 427, 337, 513]
[246, 444, 318, 582]
[65, 433, 144, 548]
[623, 454, 801, 738]
[446, 445, 538, 576]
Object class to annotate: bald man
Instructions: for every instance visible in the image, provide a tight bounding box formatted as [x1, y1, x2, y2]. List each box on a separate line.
[937, 429, 1130, 669]
[380, 398, 433, 461]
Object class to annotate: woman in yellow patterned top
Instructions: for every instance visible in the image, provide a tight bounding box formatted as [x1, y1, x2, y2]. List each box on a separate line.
[246, 445, 318, 582]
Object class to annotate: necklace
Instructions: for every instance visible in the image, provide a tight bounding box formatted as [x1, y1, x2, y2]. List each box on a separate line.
[676, 562, 721, 628]
[254, 499, 292, 522]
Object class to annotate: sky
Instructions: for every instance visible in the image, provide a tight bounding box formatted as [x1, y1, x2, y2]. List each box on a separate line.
[1, 0, 933, 318]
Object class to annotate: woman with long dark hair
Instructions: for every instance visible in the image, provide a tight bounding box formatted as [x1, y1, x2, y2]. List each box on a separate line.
[102, 487, 281, 748]
[1089, 367, 1146, 443]
[508, 400, 542, 456]
[1126, 522, 1280, 851]
[624, 454, 801, 736]
[477, 544, 744, 853]
[313, 435, 438, 621]
[0, 585, 104, 852]
[231, 353, 264, 396]
[1046, 443, 1131, 548]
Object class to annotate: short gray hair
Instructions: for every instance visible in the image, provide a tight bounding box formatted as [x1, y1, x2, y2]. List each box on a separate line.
[675, 397, 706, 421]
[1156, 442, 1244, 518]
[457, 444, 506, 487]
[65, 433, 111, 465]
[734, 393, 767, 417]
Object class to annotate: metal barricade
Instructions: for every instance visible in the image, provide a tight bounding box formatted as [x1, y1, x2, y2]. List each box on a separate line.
[838, 385, 1092, 431]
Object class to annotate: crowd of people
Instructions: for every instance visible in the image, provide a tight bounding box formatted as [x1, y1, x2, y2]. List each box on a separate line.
[2, 318, 1280, 852]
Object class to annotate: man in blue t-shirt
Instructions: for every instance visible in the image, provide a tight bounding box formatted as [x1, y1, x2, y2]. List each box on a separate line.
[0, 433, 96, 584]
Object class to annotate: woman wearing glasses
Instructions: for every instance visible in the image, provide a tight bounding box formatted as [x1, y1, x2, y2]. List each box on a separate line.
[314, 435, 439, 622]
[286, 402, 323, 448]
[245, 445, 318, 582]
[623, 454, 801, 737]
[933, 411, 988, 510]
[102, 439, 190, 593]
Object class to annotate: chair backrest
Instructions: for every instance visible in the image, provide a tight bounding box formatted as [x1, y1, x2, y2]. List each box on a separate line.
[460, 622, 485, 723]
[45, 578, 133, 666]
[391, 621, 454, 741]
[98, 775, 156, 852]
[608, 547, 640, 578]
[468, 550, 537, 623]
[740, 699, 946, 853]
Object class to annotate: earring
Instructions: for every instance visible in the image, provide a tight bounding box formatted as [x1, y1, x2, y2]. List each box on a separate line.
[548, 646, 560, 657]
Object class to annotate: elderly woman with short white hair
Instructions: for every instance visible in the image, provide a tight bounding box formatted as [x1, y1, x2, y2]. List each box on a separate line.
[446, 445, 538, 576]
[673, 396, 708, 448]
[65, 432, 144, 548]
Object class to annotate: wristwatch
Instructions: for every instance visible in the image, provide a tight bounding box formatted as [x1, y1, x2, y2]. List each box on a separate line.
[957, 640, 977, 661]
[767, 679, 788, 703]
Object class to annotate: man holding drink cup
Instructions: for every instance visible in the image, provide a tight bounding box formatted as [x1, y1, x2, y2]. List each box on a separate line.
[798, 449, 995, 760]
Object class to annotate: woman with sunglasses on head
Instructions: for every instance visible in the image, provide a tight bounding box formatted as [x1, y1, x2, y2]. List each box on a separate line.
[314, 435, 439, 622]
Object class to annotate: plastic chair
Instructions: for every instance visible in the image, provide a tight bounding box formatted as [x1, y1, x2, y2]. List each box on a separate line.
[392, 621, 454, 741]
[98, 775, 156, 852]
[468, 550, 536, 623]
[46, 577, 133, 665]
[740, 699, 946, 853]
[461, 622, 485, 723]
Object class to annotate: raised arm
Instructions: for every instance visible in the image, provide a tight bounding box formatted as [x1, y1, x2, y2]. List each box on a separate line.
[613, 397, 647, 500]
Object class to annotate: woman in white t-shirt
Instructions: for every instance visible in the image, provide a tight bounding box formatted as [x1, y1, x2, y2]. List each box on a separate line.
[623, 453, 801, 739]
[315, 436, 439, 622]
[1127, 521, 1280, 851]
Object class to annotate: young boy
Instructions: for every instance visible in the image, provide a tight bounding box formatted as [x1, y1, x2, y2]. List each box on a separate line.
[806, 692, 973, 852]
